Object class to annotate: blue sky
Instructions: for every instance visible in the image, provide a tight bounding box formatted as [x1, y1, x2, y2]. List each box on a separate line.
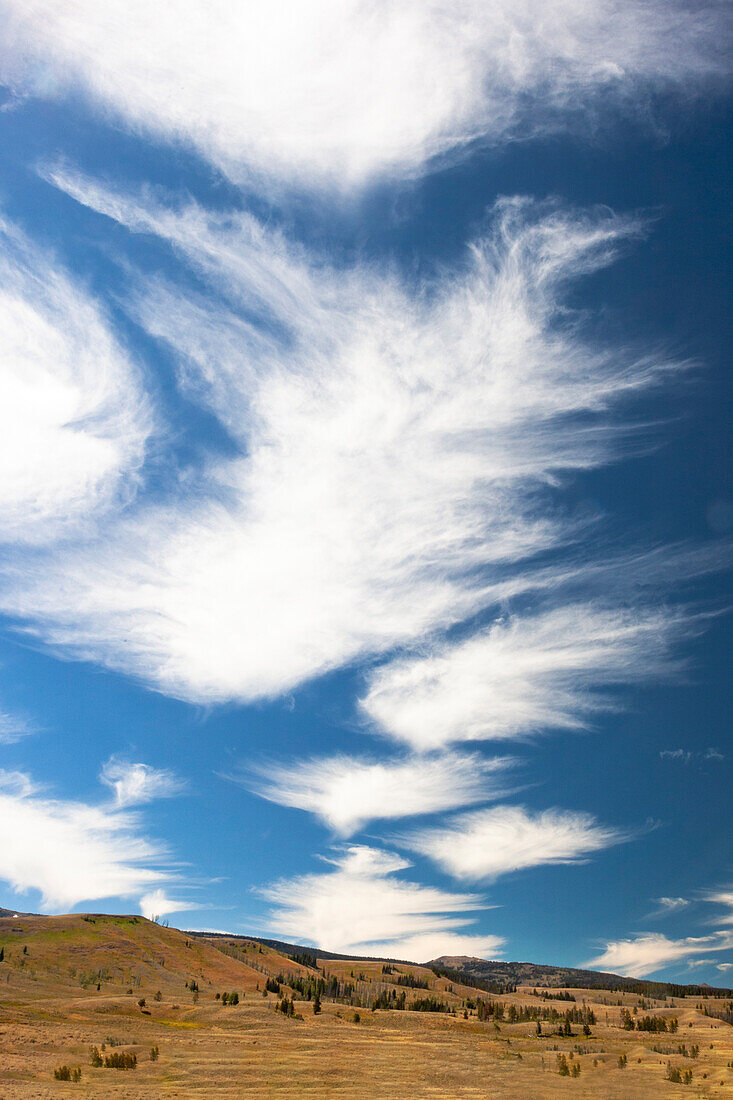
[0, 0, 731, 982]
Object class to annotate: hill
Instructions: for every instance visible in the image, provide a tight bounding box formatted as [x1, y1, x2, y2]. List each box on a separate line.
[0, 911, 300, 995]
[429, 954, 733, 1000]
[1, 910, 732, 1097]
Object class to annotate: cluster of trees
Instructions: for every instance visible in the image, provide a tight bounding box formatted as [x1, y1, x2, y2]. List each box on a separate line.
[474, 1000, 595, 1028]
[394, 973, 429, 989]
[557, 1054, 580, 1078]
[605, 979, 732, 999]
[621, 1009, 678, 1033]
[89, 1046, 137, 1070]
[533, 989, 575, 1002]
[372, 988, 407, 1011]
[54, 1066, 82, 1081]
[291, 951, 319, 970]
[666, 1063, 693, 1085]
[700, 1001, 733, 1026]
[284, 972, 356, 1004]
[104, 1052, 138, 1070]
[215, 991, 239, 1005]
[276, 995, 296, 1017]
[410, 996, 451, 1013]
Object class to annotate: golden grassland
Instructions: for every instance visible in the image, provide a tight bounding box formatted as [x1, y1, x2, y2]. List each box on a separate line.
[0, 914, 732, 1098]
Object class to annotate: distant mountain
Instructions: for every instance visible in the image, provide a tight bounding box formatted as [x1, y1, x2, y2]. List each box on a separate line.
[427, 955, 733, 1000]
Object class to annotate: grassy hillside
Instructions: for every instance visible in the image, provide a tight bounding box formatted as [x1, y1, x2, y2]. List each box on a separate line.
[0, 912, 292, 996]
[1, 911, 732, 1097]
[429, 955, 733, 1000]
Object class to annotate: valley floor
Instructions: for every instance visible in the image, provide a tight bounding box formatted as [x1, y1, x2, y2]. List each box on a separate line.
[2, 986, 733, 1099]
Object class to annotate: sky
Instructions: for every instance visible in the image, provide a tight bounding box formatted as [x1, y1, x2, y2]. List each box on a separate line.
[0, 0, 731, 983]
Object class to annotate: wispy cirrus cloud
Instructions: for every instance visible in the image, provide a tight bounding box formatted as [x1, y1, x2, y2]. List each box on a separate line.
[647, 896, 690, 919]
[100, 757, 186, 808]
[238, 751, 515, 835]
[0, 1, 728, 187]
[362, 604, 686, 751]
[659, 747, 724, 763]
[0, 217, 152, 545]
[0, 768, 176, 912]
[1, 175, 691, 706]
[396, 804, 625, 882]
[586, 931, 733, 978]
[0, 709, 34, 745]
[261, 844, 503, 962]
[705, 891, 733, 926]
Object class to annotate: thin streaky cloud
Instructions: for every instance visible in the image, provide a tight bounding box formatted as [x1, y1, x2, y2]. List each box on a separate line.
[704, 890, 733, 926]
[362, 604, 687, 751]
[239, 752, 516, 836]
[261, 844, 502, 962]
[586, 931, 733, 978]
[659, 747, 725, 763]
[646, 896, 690, 919]
[0, 217, 153, 545]
[0, 709, 35, 745]
[0, 768, 176, 913]
[0, 181, 691, 706]
[396, 804, 625, 882]
[0, 1, 729, 188]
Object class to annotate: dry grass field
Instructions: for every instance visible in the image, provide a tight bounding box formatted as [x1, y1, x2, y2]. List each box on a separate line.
[1, 914, 732, 1099]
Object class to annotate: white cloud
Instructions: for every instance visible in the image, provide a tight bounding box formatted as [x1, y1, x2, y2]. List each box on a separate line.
[0, 768, 174, 912]
[649, 896, 690, 918]
[586, 931, 733, 978]
[261, 844, 502, 961]
[660, 747, 725, 763]
[0, 710, 34, 745]
[0, 218, 152, 544]
[705, 891, 733, 925]
[0, 1, 728, 187]
[2, 179, 688, 705]
[100, 757, 186, 808]
[139, 888, 196, 922]
[362, 605, 683, 750]
[399, 804, 623, 882]
[241, 751, 514, 835]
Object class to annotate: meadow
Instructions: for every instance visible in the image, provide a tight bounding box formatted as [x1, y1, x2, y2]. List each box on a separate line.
[1, 913, 731, 1098]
